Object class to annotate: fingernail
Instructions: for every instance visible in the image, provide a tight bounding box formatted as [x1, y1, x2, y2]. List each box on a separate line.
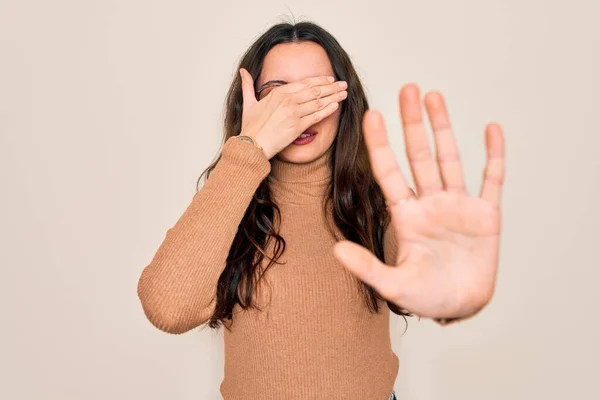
[327, 76, 335, 82]
[338, 81, 347, 89]
[339, 91, 347, 99]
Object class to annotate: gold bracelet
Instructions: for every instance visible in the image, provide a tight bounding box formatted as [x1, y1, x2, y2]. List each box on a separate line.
[236, 135, 264, 154]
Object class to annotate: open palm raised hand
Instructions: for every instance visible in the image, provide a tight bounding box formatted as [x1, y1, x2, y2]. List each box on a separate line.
[333, 84, 505, 323]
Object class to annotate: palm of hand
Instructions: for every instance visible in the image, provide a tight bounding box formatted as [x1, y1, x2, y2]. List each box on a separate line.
[386, 191, 501, 319]
[333, 84, 505, 322]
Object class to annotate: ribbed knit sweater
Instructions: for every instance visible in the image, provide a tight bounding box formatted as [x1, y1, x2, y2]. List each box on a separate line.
[137, 136, 400, 399]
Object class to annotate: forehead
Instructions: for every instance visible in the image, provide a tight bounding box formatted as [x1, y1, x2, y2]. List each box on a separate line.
[258, 41, 334, 87]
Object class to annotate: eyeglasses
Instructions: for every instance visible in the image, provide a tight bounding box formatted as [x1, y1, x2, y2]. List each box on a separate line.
[255, 80, 288, 101]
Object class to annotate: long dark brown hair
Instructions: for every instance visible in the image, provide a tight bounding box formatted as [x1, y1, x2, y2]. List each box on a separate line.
[197, 21, 411, 329]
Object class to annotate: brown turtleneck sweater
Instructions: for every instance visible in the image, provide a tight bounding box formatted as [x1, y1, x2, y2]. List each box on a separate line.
[137, 136, 400, 399]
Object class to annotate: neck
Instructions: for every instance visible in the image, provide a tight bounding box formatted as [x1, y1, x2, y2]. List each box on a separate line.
[268, 150, 332, 205]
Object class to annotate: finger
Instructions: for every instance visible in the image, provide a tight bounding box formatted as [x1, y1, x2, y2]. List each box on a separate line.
[424, 91, 467, 193]
[278, 76, 336, 95]
[293, 80, 348, 104]
[333, 240, 399, 300]
[479, 123, 505, 207]
[362, 110, 413, 207]
[295, 90, 347, 117]
[297, 101, 340, 132]
[400, 84, 442, 196]
[239, 68, 257, 112]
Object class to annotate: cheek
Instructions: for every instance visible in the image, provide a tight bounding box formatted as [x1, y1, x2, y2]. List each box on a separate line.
[316, 107, 341, 143]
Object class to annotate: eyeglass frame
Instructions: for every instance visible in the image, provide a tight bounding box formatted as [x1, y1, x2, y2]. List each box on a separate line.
[255, 80, 288, 100]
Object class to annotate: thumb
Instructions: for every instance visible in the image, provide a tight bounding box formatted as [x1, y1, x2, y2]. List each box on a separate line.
[333, 240, 398, 300]
[239, 68, 257, 111]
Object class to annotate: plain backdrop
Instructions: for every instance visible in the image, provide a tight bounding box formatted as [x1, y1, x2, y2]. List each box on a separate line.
[2, 0, 599, 399]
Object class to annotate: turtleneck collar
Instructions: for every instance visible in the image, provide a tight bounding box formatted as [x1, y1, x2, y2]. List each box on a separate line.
[268, 150, 332, 205]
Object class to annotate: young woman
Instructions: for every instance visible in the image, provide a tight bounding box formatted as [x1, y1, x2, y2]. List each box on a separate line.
[137, 21, 505, 400]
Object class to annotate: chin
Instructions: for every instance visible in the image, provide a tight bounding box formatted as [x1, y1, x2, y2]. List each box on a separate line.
[278, 141, 328, 164]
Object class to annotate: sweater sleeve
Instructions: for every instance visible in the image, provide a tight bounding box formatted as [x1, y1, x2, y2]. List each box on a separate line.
[137, 136, 271, 334]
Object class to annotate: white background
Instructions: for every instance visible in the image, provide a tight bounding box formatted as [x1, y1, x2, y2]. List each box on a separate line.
[1, 0, 599, 399]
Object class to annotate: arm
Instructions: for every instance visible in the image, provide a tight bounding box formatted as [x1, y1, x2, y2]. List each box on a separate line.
[137, 137, 270, 334]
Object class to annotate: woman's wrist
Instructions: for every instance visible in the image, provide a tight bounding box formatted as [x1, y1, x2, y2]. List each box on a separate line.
[433, 317, 463, 325]
[433, 308, 480, 326]
[236, 133, 270, 159]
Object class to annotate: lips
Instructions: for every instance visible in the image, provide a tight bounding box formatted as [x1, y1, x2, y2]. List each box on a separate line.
[293, 129, 318, 145]
[298, 129, 318, 138]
